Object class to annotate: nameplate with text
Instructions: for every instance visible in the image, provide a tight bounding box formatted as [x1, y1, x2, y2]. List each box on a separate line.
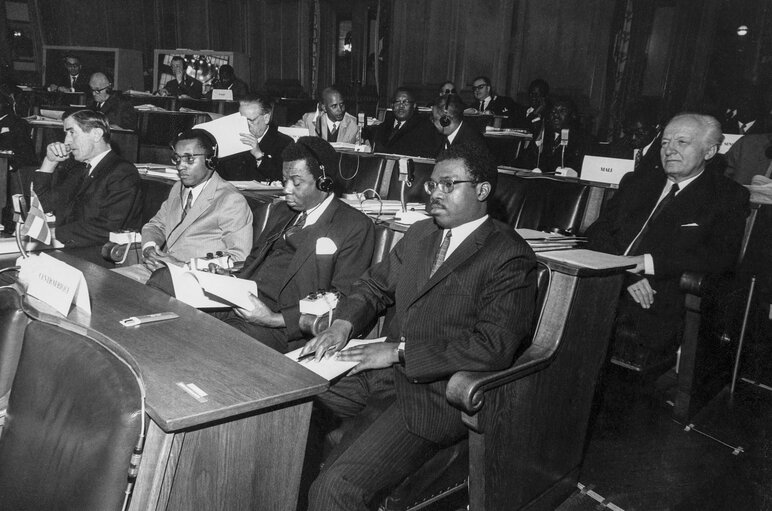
[719, 134, 743, 154]
[211, 89, 234, 101]
[18, 252, 90, 316]
[580, 155, 634, 185]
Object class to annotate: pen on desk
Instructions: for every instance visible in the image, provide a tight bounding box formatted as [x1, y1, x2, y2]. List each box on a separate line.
[297, 346, 334, 362]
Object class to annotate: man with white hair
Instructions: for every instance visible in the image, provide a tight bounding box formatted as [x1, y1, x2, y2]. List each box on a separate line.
[586, 113, 750, 370]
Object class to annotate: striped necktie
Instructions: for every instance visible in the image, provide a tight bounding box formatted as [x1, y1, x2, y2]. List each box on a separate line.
[430, 230, 452, 277]
[181, 191, 192, 222]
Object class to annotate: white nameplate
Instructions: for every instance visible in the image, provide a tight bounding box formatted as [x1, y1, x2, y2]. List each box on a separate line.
[211, 89, 234, 101]
[18, 253, 90, 316]
[719, 134, 743, 154]
[581, 155, 634, 185]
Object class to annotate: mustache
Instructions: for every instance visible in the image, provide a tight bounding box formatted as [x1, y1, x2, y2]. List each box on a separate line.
[430, 199, 443, 207]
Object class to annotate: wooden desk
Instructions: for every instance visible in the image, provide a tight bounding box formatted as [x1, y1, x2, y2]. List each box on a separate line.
[3, 252, 328, 510]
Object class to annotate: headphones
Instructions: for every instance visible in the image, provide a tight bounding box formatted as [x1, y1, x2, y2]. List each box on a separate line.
[439, 94, 452, 128]
[173, 130, 218, 170]
[297, 139, 334, 193]
[204, 141, 218, 170]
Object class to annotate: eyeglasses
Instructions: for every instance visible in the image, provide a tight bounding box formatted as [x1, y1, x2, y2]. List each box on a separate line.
[171, 153, 208, 165]
[424, 179, 476, 194]
[441, 88, 456, 94]
[393, 99, 415, 107]
[90, 85, 110, 94]
[64, 62, 81, 68]
[472, 84, 489, 91]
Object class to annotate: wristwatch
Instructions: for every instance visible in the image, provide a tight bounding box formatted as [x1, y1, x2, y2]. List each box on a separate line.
[397, 341, 405, 365]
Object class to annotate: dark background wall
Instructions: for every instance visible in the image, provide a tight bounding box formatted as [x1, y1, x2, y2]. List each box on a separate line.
[2, 0, 772, 135]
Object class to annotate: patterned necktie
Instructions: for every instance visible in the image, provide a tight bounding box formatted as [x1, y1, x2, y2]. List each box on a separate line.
[430, 230, 452, 277]
[180, 191, 193, 222]
[634, 149, 643, 170]
[284, 212, 307, 238]
[627, 183, 679, 255]
[328, 122, 339, 142]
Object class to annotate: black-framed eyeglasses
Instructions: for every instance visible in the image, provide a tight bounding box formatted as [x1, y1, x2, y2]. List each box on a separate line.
[442, 88, 456, 94]
[472, 84, 489, 91]
[171, 153, 208, 165]
[424, 179, 476, 194]
[90, 85, 110, 94]
[393, 99, 415, 107]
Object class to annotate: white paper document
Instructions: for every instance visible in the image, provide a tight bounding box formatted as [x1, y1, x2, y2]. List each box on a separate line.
[167, 264, 256, 309]
[286, 337, 387, 381]
[193, 112, 252, 157]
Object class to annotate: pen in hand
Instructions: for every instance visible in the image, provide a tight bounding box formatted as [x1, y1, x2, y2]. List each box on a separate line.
[297, 346, 335, 362]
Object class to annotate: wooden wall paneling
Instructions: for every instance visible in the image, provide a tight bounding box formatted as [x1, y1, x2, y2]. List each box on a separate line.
[36, 0, 70, 45]
[175, 0, 210, 50]
[154, 0, 178, 52]
[317, 0, 337, 97]
[208, 0, 247, 54]
[423, 0, 457, 87]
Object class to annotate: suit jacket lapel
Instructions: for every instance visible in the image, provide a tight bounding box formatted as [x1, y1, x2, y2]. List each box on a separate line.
[408, 219, 493, 308]
[240, 204, 295, 278]
[280, 199, 340, 291]
[75, 151, 114, 198]
[166, 176, 219, 248]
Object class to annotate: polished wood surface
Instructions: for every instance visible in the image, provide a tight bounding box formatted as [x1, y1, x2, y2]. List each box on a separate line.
[17, 251, 327, 431]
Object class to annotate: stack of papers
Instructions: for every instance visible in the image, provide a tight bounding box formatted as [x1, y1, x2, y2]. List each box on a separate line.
[137, 164, 179, 181]
[515, 228, 586, 252]
[134, 104, 169, 112]
[286, 337, 386, 381]
[229, 181, 283, 191]
[340, 198, 426, 215]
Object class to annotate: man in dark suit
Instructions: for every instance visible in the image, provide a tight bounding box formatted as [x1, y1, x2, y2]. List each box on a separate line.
[158, 56, 203, 99]
[218, 137, 375, 353]
[207, 64, 249, 101]
[217, 94, 293, 181]
[367, 87, 436, 157]
[33, 110, 141, 247]
[431, 93, 487, 155]
[724, 133, 772, 185]
[47, 54, 90, 95]
[301, 143, 537, 510]
[586, 113, 749, 369]
[467, 75, 526, 128]
[722, 87, 768, 136]
[86, 72, 138, 130]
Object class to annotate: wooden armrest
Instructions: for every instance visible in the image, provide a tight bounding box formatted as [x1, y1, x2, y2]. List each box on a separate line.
[680, 271, 706, 296]
[446, 344, 553, 415]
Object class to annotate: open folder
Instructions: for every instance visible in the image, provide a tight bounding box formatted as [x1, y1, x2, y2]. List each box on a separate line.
[166, 263, 256, 309]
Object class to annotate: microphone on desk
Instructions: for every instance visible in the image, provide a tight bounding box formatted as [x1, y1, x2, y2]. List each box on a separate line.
[397, 158, 414, 213]
[11, 194, 28, 259]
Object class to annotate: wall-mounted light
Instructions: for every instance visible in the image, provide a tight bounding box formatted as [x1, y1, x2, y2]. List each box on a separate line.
[737, 25, 749, 37]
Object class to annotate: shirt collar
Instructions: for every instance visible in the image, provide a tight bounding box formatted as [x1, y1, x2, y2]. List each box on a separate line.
[447, 121, 464, 144]
[326, 115, 340, 131]
[85, 149, 111, 175]
[668, 170, 703, 192]
[183, 175, 214, 207]
[443, 214, 488, 259]
[303, 193, 334, 227]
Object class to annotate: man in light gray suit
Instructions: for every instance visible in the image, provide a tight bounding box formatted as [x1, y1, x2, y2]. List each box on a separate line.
[114, 129, 252, 283]
[294, 87, 359, 143]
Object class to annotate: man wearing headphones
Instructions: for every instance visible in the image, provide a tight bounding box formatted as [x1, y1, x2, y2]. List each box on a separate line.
[220, 136, 375, 352]
[431, 94, 487, 156]
[86, 72, 138, 130]
[114, 129, 253, 283]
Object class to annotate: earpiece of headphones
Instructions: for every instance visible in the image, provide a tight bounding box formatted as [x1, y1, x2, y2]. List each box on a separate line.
[439, 94, 451, 128]
[205, 140, 218, 170]
[297, 140, 334, 193]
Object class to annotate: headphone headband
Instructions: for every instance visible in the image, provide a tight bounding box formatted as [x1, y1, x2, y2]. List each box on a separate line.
[296, 139, 333, 193]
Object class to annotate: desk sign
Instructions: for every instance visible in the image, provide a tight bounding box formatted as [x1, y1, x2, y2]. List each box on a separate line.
[580, 155, 634, 185]
[719, 134, 743, 154]
[18, 252, 90, 316]
[211, 89, 234, 101]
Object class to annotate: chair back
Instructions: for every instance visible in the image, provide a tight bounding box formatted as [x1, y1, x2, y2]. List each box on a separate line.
[0, 316, 145, 511]
[0, 287, 28, 405]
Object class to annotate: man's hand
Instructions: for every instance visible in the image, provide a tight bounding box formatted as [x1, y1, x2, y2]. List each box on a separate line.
[157, 88, 169, 97]
[239, 132, 264, 160]
[142, 246, 184, 272]
[40, 142, 72, 173]
[336, 343, 399, 375]
[234, 294, 284, 327]
[627, 277, 656, 309]
[300, 319, 353, 362]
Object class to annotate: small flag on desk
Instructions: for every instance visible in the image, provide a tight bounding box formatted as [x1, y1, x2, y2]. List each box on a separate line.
[21, 185, 51, 245]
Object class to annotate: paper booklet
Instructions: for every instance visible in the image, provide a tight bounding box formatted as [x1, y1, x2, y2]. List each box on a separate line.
[285, 337, 387, 381]
[166, 263, 256, 310]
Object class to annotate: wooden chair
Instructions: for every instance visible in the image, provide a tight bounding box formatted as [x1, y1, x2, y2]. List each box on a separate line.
[0, 300, 146, 510]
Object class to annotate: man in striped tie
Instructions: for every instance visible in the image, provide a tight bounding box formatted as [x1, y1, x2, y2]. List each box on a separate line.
[586, 113, 750, 372]
[301, 143, 537, 511]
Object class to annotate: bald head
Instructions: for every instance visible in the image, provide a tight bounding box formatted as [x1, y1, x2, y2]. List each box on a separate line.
[89, 72, 112, 103]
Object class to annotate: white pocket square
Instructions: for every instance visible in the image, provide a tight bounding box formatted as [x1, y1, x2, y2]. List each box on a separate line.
[0, 127, 9, 134]
[681, 223, 699, 227]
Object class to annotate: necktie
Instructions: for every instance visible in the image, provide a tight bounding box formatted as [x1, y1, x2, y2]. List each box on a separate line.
[70, 75, 76, 89]
[442, 136, 450, 151]
[77, 163, 92, 191]
[634, 149, 643, 170]
[284, 212, 307, 238]
[328, 122, 339, 142]
[180, 191, 193, 222]
[479, 100, 485, 111]
[627, 183, 680, 255]
[430, 230, 452, 277]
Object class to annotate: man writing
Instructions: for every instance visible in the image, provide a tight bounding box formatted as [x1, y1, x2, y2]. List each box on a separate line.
[586, 113, 749, 370]
[217, 94, 293, 181]
[301, 143, 537, 510]
[34, 110, 141, 247]
[114, 129, 253, 283]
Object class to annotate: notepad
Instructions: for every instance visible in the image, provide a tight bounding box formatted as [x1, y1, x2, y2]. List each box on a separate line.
[286, 337, 387, 381]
